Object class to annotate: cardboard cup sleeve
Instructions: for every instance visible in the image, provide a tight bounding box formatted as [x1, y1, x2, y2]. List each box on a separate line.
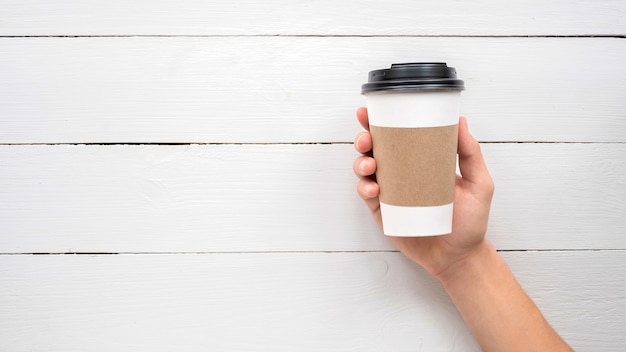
[370, 124, 458, 207]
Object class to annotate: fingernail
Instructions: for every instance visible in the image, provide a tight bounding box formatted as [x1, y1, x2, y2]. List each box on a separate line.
[358, 160, 365, 173]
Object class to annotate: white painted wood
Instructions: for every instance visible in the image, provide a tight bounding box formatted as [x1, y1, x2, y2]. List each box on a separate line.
[1, 37, 625, 143]
[1, 144, 624, 253]
[1, 0, 624, 36]
[503, 250, 626, 351]
[0, 251, 623, 351]
[2, 2, 625, 350]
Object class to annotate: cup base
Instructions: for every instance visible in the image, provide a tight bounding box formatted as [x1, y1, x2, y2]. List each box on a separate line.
[380, 202, 453, 237]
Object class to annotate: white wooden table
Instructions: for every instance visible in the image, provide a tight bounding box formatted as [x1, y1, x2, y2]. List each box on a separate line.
[1, 1, 625, 350]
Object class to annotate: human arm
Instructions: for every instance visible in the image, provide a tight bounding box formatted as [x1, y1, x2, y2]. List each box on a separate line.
[353, 107, 572, 351]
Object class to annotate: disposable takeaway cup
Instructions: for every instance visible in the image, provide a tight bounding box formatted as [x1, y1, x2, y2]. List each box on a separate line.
[361, 63, 465, 237]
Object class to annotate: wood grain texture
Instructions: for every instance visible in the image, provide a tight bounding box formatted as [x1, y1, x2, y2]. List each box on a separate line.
[1, 37, 625, 143]
[1, 251, 624, 351]
[1, 0, 624, 36]
[1, 143, 624, 253]
[2, 2, 625, 350]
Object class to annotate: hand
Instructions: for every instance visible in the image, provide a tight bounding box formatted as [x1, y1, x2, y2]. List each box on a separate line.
[353, 107, 495, 279]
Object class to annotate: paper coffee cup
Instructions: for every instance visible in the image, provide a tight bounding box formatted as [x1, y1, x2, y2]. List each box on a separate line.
[361, 63, 464, 237]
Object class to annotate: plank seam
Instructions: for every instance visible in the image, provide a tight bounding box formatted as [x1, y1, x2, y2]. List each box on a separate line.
[0, 142, 353, 146]
[1, 249, 625, 256]
[1, 34, 625, 38]
[0, 142, 624, 146]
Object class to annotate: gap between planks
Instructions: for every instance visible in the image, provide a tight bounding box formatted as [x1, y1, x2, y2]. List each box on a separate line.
[1, 141, 625, 146]
[2, 249, 625, 256]
[1, 35, 625, 38]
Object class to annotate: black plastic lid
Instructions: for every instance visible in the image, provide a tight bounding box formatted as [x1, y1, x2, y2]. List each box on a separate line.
[361, 62, 464, 94]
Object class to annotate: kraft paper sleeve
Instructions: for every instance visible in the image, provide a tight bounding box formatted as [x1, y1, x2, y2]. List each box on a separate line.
[370, 124, 458, 207]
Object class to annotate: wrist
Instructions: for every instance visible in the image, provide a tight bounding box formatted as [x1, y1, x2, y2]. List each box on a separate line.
[434, 239, 497, 288]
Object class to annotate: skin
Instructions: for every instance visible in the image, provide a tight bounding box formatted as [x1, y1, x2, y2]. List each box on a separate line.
[353, 107, 572, 352]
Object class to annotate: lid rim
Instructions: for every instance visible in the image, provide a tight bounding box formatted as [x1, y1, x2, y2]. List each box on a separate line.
[361, 82, 465, 94]
[362, 85, 465, 92]
[361, 62, 464, 94]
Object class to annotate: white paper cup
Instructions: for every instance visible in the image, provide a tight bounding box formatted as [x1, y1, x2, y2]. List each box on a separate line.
[361, 63, 464, 237]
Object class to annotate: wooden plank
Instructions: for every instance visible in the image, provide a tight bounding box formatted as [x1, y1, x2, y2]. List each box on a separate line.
[0, 251, 623, 351]
[484, 143, 626, 250]
[1, 143, 624, 253]
[1, 0, 624, 36]
[0, 37, 625, 143]
[503, 250, 626, 351]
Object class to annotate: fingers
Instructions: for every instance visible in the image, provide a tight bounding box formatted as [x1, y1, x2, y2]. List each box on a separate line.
[457, 117, 493, 187]
[354, 156, 379, 213]
[358, 179, 381, 218]
[353, 155, 376, 177]
[357, 178, 379, 200]
[357, 180, 381, 222]
[356, 107, 370, 131]
[353, 144, 379, 203]
[355, 107, 381, 215]
[354, 131, 372, 154]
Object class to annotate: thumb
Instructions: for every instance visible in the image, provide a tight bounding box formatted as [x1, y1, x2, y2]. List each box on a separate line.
[458, 117, 491, 185]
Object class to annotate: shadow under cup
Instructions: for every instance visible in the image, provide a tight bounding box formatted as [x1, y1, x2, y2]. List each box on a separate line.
[362, 63, 464, 236]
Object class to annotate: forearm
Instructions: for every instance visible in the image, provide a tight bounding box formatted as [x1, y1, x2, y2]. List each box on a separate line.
[437, 241, 572, 352]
